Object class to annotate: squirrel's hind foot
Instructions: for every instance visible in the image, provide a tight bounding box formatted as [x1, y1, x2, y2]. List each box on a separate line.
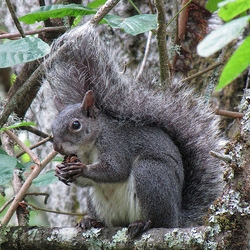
[127, 220, 152, 239]
[76, 215, 105, 230]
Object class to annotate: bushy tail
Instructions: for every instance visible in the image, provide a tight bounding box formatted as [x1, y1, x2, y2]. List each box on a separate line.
[44, 24, 223, 227]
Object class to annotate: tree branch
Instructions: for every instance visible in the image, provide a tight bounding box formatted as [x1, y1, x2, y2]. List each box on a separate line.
[21, 201, 86, 217]
[1, 150, 57, 225]
[89, 0, 120, 25]
[180, 62, 222, 83]
[21, 126, 51, 139]
[5, 0, 25, 38]
[0, 64, 44, 128]
[154, 0, 171, 84]
[0, 197, 14, 213]
[0, 26, 67, 40]
[136, 31, 153, 80]
[16, 135, 53, 158]
[1, 226, 207, 250]
[4, 129, 40, 165]
[215, 109, 243, 119]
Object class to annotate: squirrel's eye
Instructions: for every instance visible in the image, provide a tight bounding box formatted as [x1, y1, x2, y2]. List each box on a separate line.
[71, 120, 81, 130]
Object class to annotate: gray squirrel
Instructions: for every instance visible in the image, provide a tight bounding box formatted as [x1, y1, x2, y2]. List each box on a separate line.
[45, 23, 224, 237]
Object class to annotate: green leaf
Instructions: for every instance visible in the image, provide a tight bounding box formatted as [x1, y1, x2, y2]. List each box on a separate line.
[0, 122, 36, 132]
[19, 4, 96, 24]
[0, 155, 17, 171]
[118, 14, 157, 36]
[197, 15, 250, 57]
[33, 170, 58, 187]
[0, 37, 50, 68]
[0, 149, 8, 155]
[52, 156, 64, 162]
[15, 161, 25, 170]
[206, 0, 225, 12]
[103, 14, 157, 35]
[0, 155, 17, 185]
[216, 36, 250, 90]
[103, 15, 123, 28]
[0, 172, 13, 185]
[87, 0, 106, 9]
[218, 0, 250, 21]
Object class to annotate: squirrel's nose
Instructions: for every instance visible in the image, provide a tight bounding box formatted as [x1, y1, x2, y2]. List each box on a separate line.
[53, 141, 64, 155]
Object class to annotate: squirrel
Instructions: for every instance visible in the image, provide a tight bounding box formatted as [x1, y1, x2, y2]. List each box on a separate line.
[44, 23, 224, 237]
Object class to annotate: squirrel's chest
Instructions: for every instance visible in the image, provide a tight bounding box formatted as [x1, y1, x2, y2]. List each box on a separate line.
[90, 174, 141, 227]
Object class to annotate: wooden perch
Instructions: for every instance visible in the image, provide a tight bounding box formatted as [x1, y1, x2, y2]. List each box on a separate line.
[1, 226, 207, 250]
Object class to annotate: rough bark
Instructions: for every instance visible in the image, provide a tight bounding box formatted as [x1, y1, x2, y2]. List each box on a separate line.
[0, 226, 208, 250]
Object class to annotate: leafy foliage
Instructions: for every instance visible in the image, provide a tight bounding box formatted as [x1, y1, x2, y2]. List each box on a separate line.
[0, 37, 50, 68]
[86, 0, 107, 8]
[219, 36, 250, 90]
[0, 149, 23, 185]
[18, 4, 96, 24]
[33, 170, 58, 187]
[0, 3, 157, 68]
[0, 122, 36, 132]
[197, 16, 250, 57]
[104, 14, 157, 35]
[206, 0, 224, 12]
[218, 0, 250, 21]
[198, 0, 250, 90]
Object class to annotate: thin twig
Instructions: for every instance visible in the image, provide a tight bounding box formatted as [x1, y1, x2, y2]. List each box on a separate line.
[148, 0, 154, 13]
[0, 197, 15, 213]
[180, 62, 222, 83]
[128, 0, 141, 13]
[0, 26, 67, 40]
[16, 135, 53, 158]
[154, 0, 171, 84]
[5, 0, 25, 38]
[21, 126, 51, 139]
[166, 0, 192, 30]
[21, 202, 87, 217]
[25, 192, 50, 204]
[1, 150, 58, 225]
[4, 130, 40, 165]
[136, 31, 153, 80]
[215, 109, 243, 119]
[89, 0, 120, 25]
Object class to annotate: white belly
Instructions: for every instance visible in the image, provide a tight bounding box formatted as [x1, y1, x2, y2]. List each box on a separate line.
[90, 174, 142, 227]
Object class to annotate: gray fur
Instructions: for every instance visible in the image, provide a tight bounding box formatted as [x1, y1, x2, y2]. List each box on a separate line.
[45, 24, 224, 227]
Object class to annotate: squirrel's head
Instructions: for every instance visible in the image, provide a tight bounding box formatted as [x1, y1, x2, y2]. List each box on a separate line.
[52, 90, 100, 155]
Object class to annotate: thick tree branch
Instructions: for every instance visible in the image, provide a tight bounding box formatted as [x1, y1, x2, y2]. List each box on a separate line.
[1, 226, 207, 250]
[0, 64, 43, 128]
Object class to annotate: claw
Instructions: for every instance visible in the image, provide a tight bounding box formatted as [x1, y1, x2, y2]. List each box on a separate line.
[54, 154, 86, 185]
[127, 220, 152, 239]
[76, 215, 104, 230]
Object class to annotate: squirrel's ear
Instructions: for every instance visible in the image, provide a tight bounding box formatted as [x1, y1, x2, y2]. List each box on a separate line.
[81, 90, 96, 117]
[54, 96, 65, 112]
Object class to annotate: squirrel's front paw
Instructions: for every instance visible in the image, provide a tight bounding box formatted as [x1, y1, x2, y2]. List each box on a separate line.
[55, 155, 86, 185]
